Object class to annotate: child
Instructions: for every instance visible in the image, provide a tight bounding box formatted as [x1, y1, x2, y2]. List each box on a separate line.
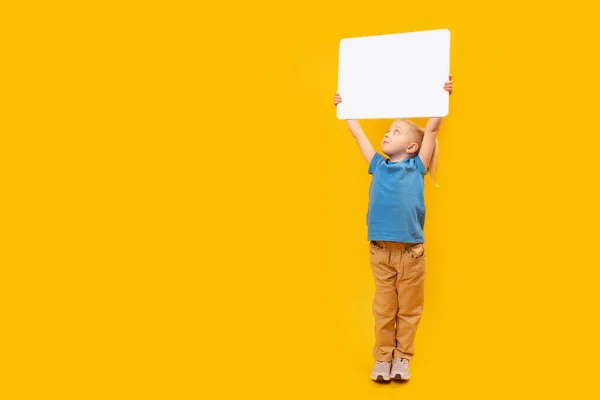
[333, 76, 453, 382]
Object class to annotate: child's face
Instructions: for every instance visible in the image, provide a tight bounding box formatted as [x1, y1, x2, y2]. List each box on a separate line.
[382, 121, 418, 157]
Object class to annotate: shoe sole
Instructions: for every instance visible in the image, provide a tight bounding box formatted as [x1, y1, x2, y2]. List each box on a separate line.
[372, 375, 390, 382]
[392, 374, 410, 381]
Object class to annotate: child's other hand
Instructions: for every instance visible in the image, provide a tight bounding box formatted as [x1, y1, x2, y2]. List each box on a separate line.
[443, 75, 453, 95]
[333, 92, 342, 106]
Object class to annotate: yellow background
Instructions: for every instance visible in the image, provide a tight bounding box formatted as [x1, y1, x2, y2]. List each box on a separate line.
[1, 1, 599, 398]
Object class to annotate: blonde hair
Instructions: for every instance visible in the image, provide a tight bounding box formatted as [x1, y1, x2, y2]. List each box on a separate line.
[396, 119, 440, 187]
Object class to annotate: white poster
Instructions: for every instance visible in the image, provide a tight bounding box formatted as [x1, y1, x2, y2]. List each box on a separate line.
[337, 29, 451, 119]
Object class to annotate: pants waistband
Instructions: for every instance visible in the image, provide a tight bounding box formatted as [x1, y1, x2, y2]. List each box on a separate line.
[371, 240, 422, 250]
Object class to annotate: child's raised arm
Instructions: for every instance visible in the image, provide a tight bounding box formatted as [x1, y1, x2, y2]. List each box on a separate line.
[419, 117, 441, 171]
[333, 93, 376, 164]
[419, 76, 453, 170]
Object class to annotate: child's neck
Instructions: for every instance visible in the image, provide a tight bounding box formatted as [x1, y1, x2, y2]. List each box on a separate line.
[388, 153, 411, 163]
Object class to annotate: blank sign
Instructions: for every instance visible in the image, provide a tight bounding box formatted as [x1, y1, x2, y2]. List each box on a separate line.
[336, 29, 450, 120]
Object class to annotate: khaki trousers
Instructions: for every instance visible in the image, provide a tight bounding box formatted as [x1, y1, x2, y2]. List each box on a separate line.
[369, 240, 426, 361]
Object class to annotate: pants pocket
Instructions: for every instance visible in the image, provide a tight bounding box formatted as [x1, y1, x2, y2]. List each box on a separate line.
[369, 240, 384, 254]
[408, 243, 425, 259]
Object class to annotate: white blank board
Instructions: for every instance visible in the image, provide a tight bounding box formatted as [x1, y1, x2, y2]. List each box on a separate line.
[337, 29, 450, 120]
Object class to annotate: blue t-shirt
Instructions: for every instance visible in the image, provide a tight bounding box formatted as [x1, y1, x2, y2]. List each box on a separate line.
[367, 153, 427, 243]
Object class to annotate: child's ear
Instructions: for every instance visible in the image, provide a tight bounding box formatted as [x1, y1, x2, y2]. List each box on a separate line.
[407, 142, 419, 154]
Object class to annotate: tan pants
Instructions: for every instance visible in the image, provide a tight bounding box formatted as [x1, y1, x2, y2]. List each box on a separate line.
[369, 240, 426, 361]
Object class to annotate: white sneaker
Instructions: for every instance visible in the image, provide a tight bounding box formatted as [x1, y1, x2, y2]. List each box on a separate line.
[391, 358, 411, 380]
[371, 360, 392, 382]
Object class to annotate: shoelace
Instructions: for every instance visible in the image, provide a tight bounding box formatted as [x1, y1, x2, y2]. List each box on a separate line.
[376, 361, 391, 367]
[394, 358, 408, 365]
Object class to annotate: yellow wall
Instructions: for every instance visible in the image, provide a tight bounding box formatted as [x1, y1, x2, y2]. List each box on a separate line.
[2, 1, 599, 398]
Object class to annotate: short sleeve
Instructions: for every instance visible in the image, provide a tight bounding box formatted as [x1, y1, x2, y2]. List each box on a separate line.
[415, 155, 429, 175]
[368, 152, 384, 175]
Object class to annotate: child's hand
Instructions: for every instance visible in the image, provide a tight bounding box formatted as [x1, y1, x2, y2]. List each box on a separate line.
[333, 92, 342, 106]
[443, 75, 453, 95]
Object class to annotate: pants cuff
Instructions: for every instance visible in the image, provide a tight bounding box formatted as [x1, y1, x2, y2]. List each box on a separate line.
[393, 351, 413, 360]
